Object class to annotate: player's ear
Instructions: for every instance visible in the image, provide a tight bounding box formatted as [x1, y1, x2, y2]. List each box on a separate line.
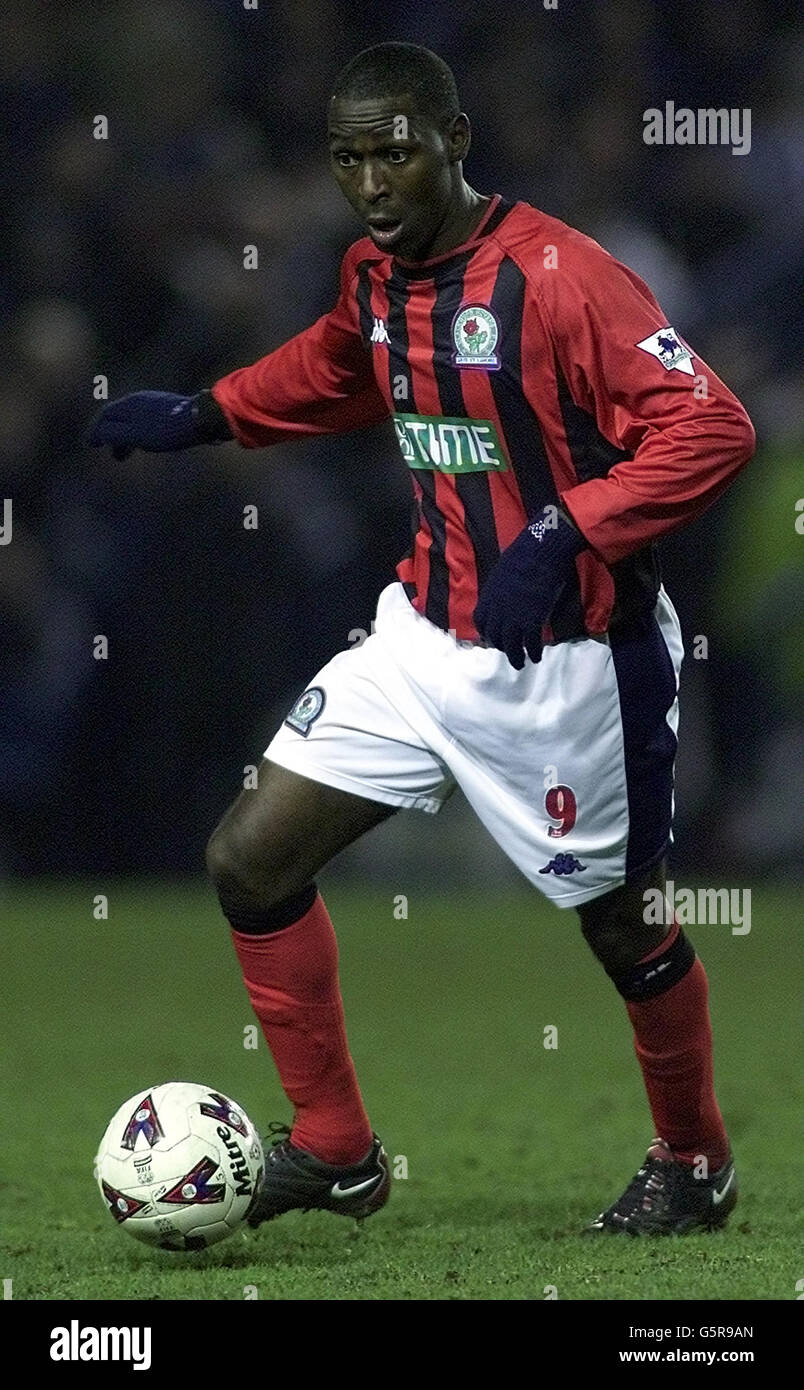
[446, 113, 471, 164]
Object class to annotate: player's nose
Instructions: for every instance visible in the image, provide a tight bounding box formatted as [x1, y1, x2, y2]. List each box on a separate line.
[358, 158, 389, 203]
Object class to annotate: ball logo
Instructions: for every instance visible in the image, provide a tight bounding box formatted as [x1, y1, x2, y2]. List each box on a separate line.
[133, 1154, 153, 1183]
[120, 1093, 164, 1151]
[199, 1090, 249, 1137]
[452, 305, 501, 369]
[101, 1179, 148, 1223]
[216, 1125, 254, 1198]
[162, 1157, 225, 1206]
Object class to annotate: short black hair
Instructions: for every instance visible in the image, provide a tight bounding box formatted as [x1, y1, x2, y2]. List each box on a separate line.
[331, 42, 460, 129]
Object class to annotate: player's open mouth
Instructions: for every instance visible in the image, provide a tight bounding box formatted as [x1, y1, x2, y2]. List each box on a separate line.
[367, 219, 403, 249]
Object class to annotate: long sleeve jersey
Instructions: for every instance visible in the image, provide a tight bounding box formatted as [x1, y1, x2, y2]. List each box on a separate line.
[212, 195, 755, 641]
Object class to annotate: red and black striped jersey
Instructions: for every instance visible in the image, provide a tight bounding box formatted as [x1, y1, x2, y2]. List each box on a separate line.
[212, 196, 755, 640]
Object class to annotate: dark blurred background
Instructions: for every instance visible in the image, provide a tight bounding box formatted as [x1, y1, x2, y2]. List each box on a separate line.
[2, 0, 802, 880]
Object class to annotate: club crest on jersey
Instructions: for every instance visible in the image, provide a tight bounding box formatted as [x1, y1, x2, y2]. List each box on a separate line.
[636, 327, 694, 375]
[452, 305, 501, 369]
[284, 686, 326, 737]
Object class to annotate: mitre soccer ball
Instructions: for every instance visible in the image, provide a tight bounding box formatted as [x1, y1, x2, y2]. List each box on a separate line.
[94, 1082, 264, 1250]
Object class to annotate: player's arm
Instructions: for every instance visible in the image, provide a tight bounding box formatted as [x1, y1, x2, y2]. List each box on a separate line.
[89, 246, 389, 459]
[474, 234, 755, 668]
[536, 234, 756, 564]
[210, 245, 389, 447]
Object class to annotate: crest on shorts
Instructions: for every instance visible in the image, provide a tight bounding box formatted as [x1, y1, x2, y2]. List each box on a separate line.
[284, 686, 325, 737]
[452, 305, 501, 369]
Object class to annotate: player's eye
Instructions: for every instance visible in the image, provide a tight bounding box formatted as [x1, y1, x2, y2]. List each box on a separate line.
[387, 149, 408, 164]
[334, 152, 359, 169]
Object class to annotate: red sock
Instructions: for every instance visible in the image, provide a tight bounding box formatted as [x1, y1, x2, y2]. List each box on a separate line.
[626, 921, 729, 1169]
[231, 893, 372, 1165]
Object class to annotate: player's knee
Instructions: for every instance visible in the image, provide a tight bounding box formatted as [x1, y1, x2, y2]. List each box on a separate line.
[578, 892, 668, 975]
[580, 918, 636, 975]
[205, 822, 239, 890]
[205, 810, 301, 910]
[206, 817, 318, 930]
[206, 820, 265, 899]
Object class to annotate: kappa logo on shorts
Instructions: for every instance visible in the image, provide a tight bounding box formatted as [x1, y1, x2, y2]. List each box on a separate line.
[284, 686, 326, 737]
[539, 853, 588, 876]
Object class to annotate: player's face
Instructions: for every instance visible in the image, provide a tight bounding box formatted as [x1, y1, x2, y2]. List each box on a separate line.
[328, 95, 466, 260]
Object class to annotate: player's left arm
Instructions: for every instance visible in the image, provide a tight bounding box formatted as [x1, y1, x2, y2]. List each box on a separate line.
[536, 234, 756, 565]
[474, 234, 755, 667]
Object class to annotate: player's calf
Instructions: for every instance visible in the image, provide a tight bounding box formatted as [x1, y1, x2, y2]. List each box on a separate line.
[207, 760, 394, 1173]
[578, 860, 734, 1232]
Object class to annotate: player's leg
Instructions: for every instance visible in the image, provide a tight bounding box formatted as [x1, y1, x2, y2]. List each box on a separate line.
[206, 759, 397, 1221]
[206, 594, 455, 1223]
[206, 760, 394, 1155]
[206, 757, 396, 912]
[569, 595, 734, 1232]
[577, 858, 735, 1232]
[576, 859, 671, 976]
[429, 587, 736, 1231]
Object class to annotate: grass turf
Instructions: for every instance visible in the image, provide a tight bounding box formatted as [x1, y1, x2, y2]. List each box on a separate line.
[1, 880, 801, 1301]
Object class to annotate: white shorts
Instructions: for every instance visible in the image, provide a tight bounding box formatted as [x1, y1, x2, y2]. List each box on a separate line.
[266, 582, 683, 907]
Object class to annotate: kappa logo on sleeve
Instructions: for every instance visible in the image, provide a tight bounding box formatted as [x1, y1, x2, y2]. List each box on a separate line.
[636, 327, 695, 375]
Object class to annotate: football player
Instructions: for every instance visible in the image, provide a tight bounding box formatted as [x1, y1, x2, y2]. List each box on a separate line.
[90, 42, 753, 1234]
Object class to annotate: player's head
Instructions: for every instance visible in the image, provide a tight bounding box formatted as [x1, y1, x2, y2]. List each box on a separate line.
[328, 42, 470, 260]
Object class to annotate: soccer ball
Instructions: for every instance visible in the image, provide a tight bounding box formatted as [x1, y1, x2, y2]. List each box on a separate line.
[94, 1082, 264, 1250]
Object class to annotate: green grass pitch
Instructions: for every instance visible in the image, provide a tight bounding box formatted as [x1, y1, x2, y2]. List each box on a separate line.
[2, 880, 801, 1301]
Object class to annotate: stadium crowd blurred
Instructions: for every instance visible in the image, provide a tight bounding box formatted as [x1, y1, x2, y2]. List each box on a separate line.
[2, 0, 801, 876]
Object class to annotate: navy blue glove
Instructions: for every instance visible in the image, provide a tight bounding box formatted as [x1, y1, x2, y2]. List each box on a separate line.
[88, 390, 231, 460]
[473, 505, 587, 669]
